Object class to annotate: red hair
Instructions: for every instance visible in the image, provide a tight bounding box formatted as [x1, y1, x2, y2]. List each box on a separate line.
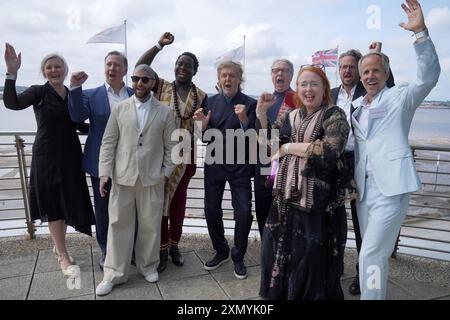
[293, 66, 332, 108]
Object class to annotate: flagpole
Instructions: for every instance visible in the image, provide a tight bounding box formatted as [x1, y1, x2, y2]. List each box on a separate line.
[124, 20, 128, 87]
[243, 35, 246, 92]
[335, 45, 339, 88]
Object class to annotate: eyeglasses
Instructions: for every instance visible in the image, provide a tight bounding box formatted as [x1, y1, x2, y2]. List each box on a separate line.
[131, 76, 155, 84]
[271, 67, 291, 74]
[339, 65, 357, 71]
[300, 64, 326, 71]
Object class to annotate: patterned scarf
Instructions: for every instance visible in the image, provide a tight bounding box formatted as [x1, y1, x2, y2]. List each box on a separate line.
[273, 106, 326, 219]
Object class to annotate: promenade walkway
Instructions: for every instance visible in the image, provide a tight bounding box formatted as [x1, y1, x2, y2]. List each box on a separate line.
[0, 233, 449, 300]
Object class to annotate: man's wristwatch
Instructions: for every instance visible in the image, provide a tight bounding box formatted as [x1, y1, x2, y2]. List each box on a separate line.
[414, 28, 429, 40]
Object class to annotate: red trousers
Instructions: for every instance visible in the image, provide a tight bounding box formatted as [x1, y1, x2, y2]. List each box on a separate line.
[160, 164, 196, 249]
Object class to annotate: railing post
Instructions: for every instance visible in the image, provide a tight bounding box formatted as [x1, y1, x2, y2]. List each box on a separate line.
[14, 135, 35, 239]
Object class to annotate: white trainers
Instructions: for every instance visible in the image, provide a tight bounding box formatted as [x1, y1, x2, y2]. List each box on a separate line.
[96, 280, 114, 296]
[144, 272, 159, 283]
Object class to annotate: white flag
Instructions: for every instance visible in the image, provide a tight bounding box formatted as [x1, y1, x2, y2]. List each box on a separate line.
[213, 45, 244, 68]
[87, 23, 126, 44]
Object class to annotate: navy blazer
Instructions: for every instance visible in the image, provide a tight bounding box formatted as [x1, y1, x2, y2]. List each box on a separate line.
[68, 85, 133, 177]
[203, 91, 257, 179]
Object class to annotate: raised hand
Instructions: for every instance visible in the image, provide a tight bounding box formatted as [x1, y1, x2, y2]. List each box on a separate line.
[256, 92, 277, 118]
[158, 32, 175, 47]
[193, 108, 211, 131]
[234, 104, 247, 123]
[399, 0, 426, 33]
[70, 71, 89, 88]
[4, 43, 21, 75]
[369, 42, 382, 53]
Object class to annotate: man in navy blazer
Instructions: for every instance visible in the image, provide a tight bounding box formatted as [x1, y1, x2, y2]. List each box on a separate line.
[68, 51, 133, 269]
[194, 61, 256, 280]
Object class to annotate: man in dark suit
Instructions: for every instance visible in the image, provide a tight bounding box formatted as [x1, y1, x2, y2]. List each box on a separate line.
[193, 61, 256, 280]
[68, 51, 133, 270]
[331, 44, 394, 295]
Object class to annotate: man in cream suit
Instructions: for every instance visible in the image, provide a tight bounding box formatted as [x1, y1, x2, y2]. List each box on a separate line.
[95, 65, 176, 296]
[352, 0, 440, 300]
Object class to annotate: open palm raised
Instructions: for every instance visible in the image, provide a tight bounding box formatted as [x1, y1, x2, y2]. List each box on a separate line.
[4, 43, 21, 75]
[399, 0, 426, 33]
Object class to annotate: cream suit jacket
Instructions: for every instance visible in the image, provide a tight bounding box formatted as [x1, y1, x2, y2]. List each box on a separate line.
[351, 38, 440, 199]
[99, 95, 176, 187]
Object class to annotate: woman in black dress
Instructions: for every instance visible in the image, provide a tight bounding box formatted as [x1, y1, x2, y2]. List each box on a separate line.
[258, 65, 350, 299]
[3, 43, 94, 276]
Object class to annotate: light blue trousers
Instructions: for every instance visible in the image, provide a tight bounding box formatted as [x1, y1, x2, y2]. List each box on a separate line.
[356, 174, 410, 300]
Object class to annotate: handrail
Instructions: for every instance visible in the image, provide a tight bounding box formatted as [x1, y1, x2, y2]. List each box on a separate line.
[0, 133, 449, 260]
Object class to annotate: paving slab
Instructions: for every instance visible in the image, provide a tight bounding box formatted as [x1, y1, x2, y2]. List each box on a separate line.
[28, 269, 94, 300]
[0, 253, 36, 279]
[0, 275, 31, 300]
[158, 251, 209, 282]
[212, 265, 261, 300]
[158, 274, 229, 300]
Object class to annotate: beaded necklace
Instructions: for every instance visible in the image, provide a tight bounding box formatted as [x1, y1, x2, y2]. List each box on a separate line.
[171, 81, 198, 120]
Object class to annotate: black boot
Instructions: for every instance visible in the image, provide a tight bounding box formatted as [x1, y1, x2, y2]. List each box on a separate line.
[169, 244, 184, 266]
[348, 274, 361, 295]
[157, 248, 168, 273]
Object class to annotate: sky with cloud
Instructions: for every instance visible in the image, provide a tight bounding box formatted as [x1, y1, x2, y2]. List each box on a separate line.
[0, 0, 449, 100]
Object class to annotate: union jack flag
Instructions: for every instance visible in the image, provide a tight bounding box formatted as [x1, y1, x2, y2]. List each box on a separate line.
[311, 47, 338, 67]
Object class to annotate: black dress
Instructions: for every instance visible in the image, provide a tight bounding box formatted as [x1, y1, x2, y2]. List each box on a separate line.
[3, 80, 94, 236]
[260, 106, 350, 300]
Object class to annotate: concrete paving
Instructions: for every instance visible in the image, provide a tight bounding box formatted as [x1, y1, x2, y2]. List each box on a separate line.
[0, 233, 449, 300]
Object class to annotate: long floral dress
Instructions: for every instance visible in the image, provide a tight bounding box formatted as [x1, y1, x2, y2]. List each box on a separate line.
[260, 105, 350, 300]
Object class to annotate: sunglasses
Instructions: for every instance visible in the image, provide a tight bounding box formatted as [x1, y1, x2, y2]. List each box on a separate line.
[300, 64, 326, 71]
[131, 76, 155, 84]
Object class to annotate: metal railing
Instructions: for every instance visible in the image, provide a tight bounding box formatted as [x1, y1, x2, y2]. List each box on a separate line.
[0, 132, 449, 260]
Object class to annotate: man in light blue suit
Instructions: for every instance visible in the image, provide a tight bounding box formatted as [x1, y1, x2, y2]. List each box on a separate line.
[351, 0, 440, 300]
[68, 51, 133, 270]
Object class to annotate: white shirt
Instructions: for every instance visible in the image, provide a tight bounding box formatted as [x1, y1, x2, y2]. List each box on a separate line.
[356, 86, 388, 173]
[105, 83, 129, 110]
[336, 85, 356, 151]
[357, 87, 388, 134]
[134, 94, 152, 130]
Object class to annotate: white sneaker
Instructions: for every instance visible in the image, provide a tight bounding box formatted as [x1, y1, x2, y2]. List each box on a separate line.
[144, 272, 159, 283]
[96, 280, 114, 296]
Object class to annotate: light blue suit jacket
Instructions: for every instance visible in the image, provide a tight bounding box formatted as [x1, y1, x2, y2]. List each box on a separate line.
[68, 84, 133, 177]
[352, 38, 440, 200]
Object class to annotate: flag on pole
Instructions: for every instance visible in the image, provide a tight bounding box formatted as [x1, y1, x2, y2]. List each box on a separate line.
[214, 45, 245, 68]
[311, 47, 338, 67]
[87, 23, 126, 44]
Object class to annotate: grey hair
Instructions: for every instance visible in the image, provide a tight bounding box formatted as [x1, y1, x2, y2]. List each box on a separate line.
[105, 51, 128, 72]
[133, 64, 156, 77]
[271, 59, 294, 77]
[217, 60, 244, 90]
[40, 53, 69, 79]
[359, 52, 391, 76]
[339, 49, 363, 65]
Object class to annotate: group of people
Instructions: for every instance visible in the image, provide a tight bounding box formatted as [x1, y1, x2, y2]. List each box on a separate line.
[3, 0, 441, 300]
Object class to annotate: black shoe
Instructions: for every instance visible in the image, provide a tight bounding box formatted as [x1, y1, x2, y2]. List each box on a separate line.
[348, 275, 361, 295]
[233, 261, 247, 280]
[99, 253, 106, 271]
[169, 245, 184, 266]
[204, 252, 229, 271]
[131, 250, 136, 266]
[157, 249, 168, 273]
